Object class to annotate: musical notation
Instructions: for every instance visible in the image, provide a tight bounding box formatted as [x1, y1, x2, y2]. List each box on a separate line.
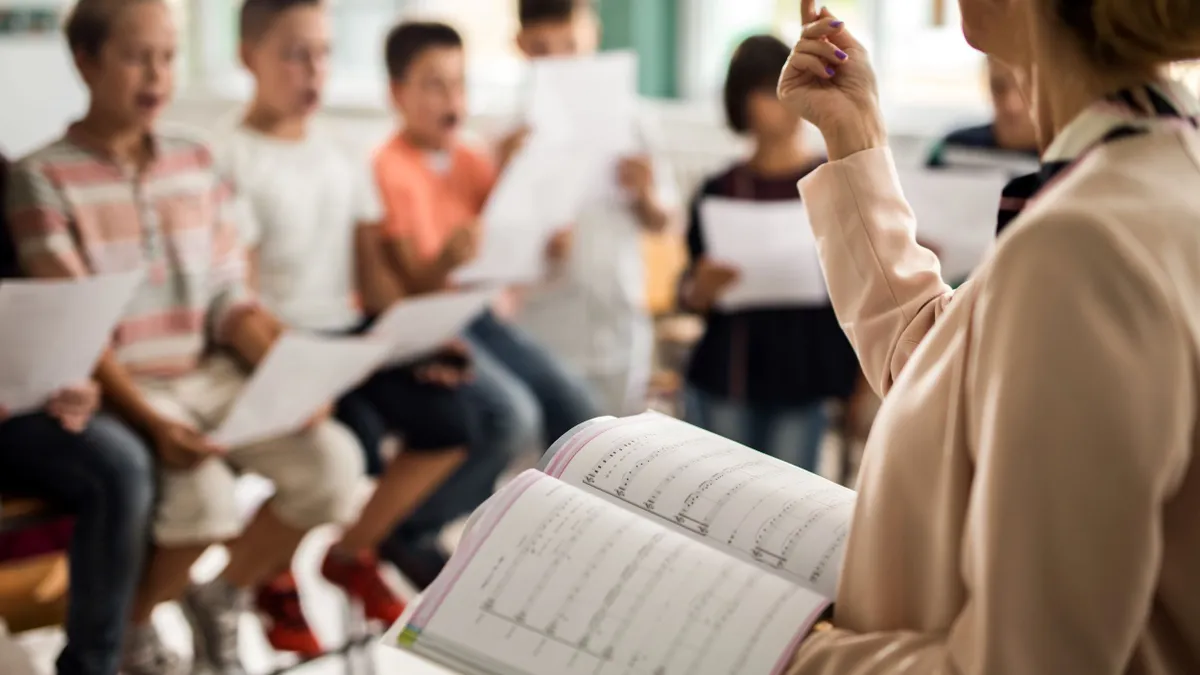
[416, 474, 818, 675]
[558, 416, 855, 598]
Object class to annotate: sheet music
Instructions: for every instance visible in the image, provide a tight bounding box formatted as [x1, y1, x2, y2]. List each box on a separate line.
[544, 414, 854, 598]
[209, 333, 388, 447]
[898, 169, 1010, 280]
[700, 198, 827, 310]
[0, 272, 142, 413]
[400, 470, 825, 675]
[527, 51, 639, 153]
[454, 140, 595, 286]
[368, 288, 497, 364]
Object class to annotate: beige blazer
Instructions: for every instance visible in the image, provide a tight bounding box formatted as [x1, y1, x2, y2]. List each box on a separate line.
[786, 126, 1200, 672]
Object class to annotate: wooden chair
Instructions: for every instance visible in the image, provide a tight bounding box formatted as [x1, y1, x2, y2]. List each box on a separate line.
[0, 498, 70, 636]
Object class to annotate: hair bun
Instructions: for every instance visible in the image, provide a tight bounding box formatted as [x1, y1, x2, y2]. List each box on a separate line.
[1090, 0, 1200, 66]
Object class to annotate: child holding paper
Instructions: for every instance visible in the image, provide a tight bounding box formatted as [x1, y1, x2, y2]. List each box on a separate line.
[4, 2, 364, 673]
[679, 35, 859, 472]
[1, 163, 155, 675]
[373, 23, 599, 464]
[509, 0, 680, 415]
[214, 0, 478, 655]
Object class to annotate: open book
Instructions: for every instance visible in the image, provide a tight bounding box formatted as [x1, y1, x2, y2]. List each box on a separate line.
[383, 412, 855, 675]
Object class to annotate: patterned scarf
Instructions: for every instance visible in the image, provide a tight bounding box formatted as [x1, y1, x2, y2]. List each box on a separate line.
[996, 81, 1200, 235]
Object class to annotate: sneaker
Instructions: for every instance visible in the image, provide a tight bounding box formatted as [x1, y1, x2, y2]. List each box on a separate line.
[121, 623, 187, 675]
[377, 529, 448, 591]
[181, 579, 249, 675]
[321, 549, 406, 624]
[254, 570, 323, 659]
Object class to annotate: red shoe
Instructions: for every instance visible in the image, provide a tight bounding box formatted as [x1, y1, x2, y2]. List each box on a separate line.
[321, 549, 406, 624]
[254, 571, 323, 659]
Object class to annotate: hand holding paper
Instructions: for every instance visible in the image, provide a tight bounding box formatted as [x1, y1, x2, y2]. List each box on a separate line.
[700, 198, 827, 310]
[0, 272, 142, 414]
[208, 333, 389, 448]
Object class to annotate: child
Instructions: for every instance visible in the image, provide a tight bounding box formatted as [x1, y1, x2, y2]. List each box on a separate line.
[2, 154, 155, 675]
[510, 0, 680, 415]
[214, 0, 473, 655]
[5, 2, 364, 673]
[926, 56, 1039, 172]
[373, 22, 598, 460]
[679, 35, 860, 471]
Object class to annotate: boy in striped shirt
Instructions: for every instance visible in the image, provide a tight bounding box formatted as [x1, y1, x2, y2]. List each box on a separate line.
[4, 2, 364, 673]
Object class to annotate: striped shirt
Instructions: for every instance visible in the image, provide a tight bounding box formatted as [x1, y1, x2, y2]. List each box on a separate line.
[997, 81, 1200, 235]
[3, 125, 255, 378]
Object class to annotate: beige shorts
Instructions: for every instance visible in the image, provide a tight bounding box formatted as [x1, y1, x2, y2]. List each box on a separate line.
[137, 356, 364, 547]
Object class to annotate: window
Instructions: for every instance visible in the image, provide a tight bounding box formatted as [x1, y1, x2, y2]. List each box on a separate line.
[182, 0, 522, 112]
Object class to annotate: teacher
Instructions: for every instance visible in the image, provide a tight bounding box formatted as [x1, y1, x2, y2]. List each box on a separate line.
[780, 0, 1200, 673]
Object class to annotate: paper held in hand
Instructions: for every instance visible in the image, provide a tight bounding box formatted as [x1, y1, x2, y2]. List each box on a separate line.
[897, 168, 1010, 281]
[208, 333, 388, 448]
[367, 287, 497, 364]
[382, 413, 854, 675]
[0, 272, 142, 414]
[700, 198, 828, 309]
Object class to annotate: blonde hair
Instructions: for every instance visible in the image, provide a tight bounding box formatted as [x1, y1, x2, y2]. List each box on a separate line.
[1057, 0, 1200, 68]
[64, 0, 159, 56]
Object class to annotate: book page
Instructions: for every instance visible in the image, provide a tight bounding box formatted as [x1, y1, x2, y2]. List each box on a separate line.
[542, 413, 854, 598]
[394, 470, 828, 675]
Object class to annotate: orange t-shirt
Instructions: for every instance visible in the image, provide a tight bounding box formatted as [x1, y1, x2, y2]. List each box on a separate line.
[372, 134, 498, 261]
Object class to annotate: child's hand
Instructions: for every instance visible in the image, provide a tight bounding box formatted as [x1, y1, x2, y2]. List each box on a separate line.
[688, 258, 741, 311]
[440, 222, 480, 268]
[46, 381, 100, 433]
[617, 155, 655, 203]
[303, 402, 334, 431]
[544, 227, 574, 264]
[153, 420, 224, 470]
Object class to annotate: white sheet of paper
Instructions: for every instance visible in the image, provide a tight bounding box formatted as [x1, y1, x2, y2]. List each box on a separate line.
[700, 198, 828, 310]
[937, 146, 1039, 176]
[0, 272, 142, 413]
[527, 50, 639, 153]
[368, 288, 498, 365]
[209, 333, 388, 448]
[454, 140, 595, 285]
[898, 169, 1010, 280]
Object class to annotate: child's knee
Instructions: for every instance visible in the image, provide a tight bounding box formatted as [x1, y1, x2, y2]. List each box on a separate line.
[154, 459, 242, 546]
[267, 421, 365, 530]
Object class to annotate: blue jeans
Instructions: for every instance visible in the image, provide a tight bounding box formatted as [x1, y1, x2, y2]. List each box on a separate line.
[683, 386, 829, 472]
[0, 413, 155, 675]
[464, 310, 600, 451]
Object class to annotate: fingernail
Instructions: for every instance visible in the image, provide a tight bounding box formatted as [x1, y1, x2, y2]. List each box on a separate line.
[826, 66, 836, 77]
[831, 20, 845, 27]
[835, 49, 848, 60]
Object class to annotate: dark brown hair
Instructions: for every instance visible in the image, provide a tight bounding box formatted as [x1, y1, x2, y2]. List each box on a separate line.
[723, 34, 792, 134]
[518, 0, 592, 27]
[64, 0, 158, 57]
[384, 21, 463, 81]
[240, 0, 322, 42]
[1057, 0, 1200, 67]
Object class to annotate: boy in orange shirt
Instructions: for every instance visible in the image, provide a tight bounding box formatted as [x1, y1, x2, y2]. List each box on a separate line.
[372, 22, 599, 528]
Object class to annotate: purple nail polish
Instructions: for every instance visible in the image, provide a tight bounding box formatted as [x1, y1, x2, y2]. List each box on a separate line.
[835, 49, 848, 60]
[831, 20, 845, 27]
[825, 66, 836, 77]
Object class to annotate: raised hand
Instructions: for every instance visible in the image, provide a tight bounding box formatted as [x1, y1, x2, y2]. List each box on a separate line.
[778, 0, 886, 159]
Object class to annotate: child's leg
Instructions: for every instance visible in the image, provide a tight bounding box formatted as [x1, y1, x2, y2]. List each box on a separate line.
[0, 413, 155, 675]
[184, 420, 364, 670]
[333, 368, 467, 554]
[464, 310, 600, 444]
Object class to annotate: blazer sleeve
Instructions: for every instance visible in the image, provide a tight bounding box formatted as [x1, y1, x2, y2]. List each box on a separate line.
[797, 147, 954, 396]
[787, 212, 1192, 675]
